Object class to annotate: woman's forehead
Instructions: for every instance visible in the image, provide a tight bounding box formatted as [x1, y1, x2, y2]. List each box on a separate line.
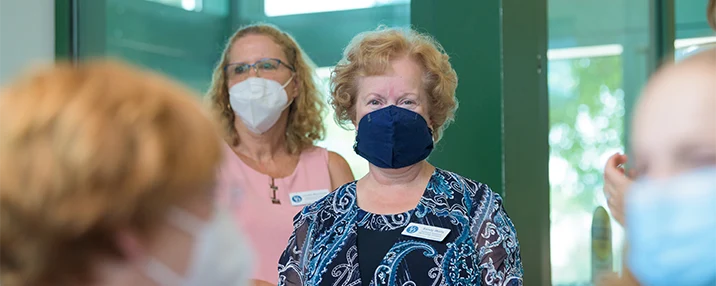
[632, 63, 716, 156]
[229, 34, 286, 63]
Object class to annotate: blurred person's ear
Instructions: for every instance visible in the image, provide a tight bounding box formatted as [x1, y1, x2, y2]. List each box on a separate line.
[115, 229, 147, 261]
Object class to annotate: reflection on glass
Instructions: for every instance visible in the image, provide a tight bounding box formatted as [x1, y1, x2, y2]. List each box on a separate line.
[315, 67, 369, 179]
[675, 36, 716, 60]
[548, 0, 653, 283]
[264, 0, 409, 17]
[548, 48, 626, 285]
[145, 0, 202, 11]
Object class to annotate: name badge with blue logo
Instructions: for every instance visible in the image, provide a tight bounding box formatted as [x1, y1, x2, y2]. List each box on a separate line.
[401, 223, 451, 242]
[288, 189, 330, 206]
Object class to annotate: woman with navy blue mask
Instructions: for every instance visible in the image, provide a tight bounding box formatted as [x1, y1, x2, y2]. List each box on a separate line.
[277, 27, 523, 286]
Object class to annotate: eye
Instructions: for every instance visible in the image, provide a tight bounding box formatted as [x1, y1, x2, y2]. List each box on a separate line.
[259, 60, 279, 70]
[233, 64, 249, 75]
[685, 151, 716, 169]
[401, 99, 417, 106]
[368, 99, 381, 106]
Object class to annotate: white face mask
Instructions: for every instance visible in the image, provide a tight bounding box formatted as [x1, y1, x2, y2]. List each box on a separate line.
[229, 76, 294, 134]
[143, 208, 252, 286]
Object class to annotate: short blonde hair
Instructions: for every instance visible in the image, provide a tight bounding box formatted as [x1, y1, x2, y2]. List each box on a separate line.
[207, 23, 325, 154]
[330, 26, 458, 141]
[0, 61, 223, 286]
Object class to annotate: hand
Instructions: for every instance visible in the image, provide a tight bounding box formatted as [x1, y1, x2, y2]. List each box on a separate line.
[603, 153, 635, 226]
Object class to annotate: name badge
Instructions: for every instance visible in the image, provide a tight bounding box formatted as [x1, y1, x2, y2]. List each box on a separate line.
[401, 223, 451, 242]
[288, 189, 330, 206]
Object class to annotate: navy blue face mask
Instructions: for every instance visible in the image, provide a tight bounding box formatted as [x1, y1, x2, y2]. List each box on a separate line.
[354, 105, 434, 169]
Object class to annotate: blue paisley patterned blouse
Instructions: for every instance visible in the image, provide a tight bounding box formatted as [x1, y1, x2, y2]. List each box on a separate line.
[277, 168, 523, 286]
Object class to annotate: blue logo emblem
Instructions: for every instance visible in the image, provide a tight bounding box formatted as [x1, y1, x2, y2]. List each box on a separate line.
[291, 195, 302, 203]
[406, 225, 419, 234]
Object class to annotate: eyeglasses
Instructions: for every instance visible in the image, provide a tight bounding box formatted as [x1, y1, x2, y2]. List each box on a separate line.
[225, 58, 295, 80]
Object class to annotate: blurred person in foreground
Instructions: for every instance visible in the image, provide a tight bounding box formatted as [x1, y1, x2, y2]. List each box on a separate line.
[600, 48, 716, 286]
[603, 0, 716, 226]
[0, 61, 251, 286]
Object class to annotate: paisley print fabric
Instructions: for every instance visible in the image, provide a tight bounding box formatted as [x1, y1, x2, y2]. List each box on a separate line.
[278, 168, 523, 286]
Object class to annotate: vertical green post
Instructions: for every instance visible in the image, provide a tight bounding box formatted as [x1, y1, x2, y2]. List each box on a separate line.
[411, 0, 504, 193]
[75, 0, 107, 58]
[650, 0, 676, 68]
[502, 0, 551, 284]
[55, 0, 74, 59]
[412, 0, 551, 284]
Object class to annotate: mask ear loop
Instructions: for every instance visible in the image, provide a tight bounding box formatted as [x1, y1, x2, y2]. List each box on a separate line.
[281, 74, 295, 89]
[142, 208, 207, 286]
[167, 208, 206, 236]
[143, 257, 184, 286]
[282, 74, 296, 108]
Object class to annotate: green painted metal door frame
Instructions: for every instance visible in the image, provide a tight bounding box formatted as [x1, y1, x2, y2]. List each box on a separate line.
[55, 0, 76, 60]
[56, 0, 229, 92]
[411, 0, 550, 285]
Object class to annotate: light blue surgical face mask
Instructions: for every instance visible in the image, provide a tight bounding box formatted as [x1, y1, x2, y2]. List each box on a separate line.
[626, 166, 716, 286]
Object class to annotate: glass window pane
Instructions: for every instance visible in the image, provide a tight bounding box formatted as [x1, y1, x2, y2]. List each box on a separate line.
[315, 67, 369, 179]
[264, 0, 409, 17]
[78, 0, 230, 92]
[145, 0, 203, 11]
[548, 0, 650, 284]
[675, 37, 716, 60]
[548, 51, 626, 285]
[675, 0, 716, 60]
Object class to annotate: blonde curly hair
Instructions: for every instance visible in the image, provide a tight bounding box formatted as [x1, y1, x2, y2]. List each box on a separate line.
[330, 26, 458, 141]
[207, 23, 325, 154]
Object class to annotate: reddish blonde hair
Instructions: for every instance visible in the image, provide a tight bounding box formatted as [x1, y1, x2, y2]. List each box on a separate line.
[206, 23, 325, 154]
[0, 60, 223, 286]
[330, 26, 458, 141]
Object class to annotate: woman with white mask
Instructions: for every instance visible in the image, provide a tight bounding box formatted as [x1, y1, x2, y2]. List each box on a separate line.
[206, 23, 355, 286]
[0, 61, 251, 286]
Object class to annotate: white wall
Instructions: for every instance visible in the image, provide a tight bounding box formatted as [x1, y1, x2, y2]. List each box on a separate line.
[0, 0, 55, 86]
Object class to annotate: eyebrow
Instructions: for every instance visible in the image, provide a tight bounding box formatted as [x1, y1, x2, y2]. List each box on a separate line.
[365, 92, 419, 98]
[226, 58, 286, 66]
[675, 144, 716, 160]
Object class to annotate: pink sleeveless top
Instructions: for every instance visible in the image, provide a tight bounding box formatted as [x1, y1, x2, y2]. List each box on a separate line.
[215, 144, 332, 284]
